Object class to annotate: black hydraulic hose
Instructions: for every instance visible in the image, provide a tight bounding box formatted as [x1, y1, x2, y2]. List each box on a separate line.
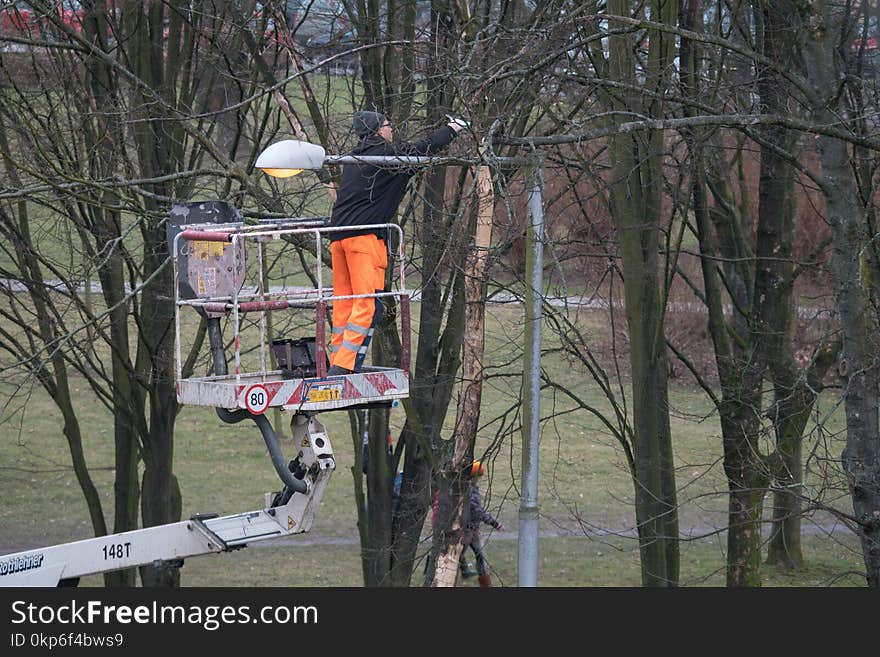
[207, 318, 250, 424]
[206, 318, 307, 494]
[253, 413, 308, 495]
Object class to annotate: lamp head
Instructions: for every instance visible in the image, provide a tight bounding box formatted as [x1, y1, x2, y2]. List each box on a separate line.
[256, 140, 327, 178]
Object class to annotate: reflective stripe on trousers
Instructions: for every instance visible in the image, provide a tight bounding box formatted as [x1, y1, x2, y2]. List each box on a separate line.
[329, 234, 387, 371]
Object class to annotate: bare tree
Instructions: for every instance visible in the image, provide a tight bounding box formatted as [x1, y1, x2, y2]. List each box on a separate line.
[801, 0, 880, 587]
[0, 0, 288, 586]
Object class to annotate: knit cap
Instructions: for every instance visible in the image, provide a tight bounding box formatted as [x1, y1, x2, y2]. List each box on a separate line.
[353, 110, 385, 137]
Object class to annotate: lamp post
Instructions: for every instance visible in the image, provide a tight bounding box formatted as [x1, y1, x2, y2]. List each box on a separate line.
[518, 156, 544, 587]
[255, 138, 478, 172]
[255, 138, 545, 585]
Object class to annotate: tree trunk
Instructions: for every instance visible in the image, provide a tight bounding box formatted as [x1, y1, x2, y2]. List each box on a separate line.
[766, 397, 806, 568]
[689, 130, 768, 586]
[362, 407, 394, 586]
[125, 1, 191, 587]
[431, 161, 494, 586]
[752, 0, 808, 570]
[81, 0, 141, 588]
[818, 131, 880, 586]
[802, 0, 880, 587]
[386, 163, 467, 585]
[104, 264, 141, 588]
[681, 0, 807, 583]
[388, 424, 433, 586]
[606, 0, 680, 586]
[138, 219, 182, 588]
[765, 345, 844, 566]
[429, 468, 467, 587]
[720, 402, 767, 587]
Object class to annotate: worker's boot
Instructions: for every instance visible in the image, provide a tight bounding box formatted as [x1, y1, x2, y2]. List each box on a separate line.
[478, 574, 492, 587]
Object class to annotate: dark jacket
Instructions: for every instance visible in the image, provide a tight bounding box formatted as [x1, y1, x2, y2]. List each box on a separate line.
[465, 484, 499, 544]
[329, 125, 458, 242]
[430, 483, 499, 531]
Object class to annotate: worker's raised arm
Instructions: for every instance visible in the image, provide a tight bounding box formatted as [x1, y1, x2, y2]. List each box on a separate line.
[397, 115, 469, 156]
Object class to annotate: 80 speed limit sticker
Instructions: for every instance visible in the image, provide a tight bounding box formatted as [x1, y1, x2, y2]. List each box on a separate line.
[244, 384, 270, 414]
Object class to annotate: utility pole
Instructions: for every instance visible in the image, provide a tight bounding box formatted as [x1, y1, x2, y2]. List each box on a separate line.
[518, 156, 544, 587]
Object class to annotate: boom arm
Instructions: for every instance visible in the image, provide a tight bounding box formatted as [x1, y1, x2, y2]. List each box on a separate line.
[0, 415, 334, 587]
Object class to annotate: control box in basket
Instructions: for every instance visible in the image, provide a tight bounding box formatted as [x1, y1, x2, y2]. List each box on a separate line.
[271, 337, 326, 379]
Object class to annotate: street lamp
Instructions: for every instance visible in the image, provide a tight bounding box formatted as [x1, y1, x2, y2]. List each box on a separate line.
[255, 139, 327, 178]
[256, 139, 479, 170]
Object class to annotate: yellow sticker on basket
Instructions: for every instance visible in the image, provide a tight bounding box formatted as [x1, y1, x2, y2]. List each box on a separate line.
[193, 241, 225, 259]
[308, 387, 342, 402]
[304, 381, 343, 403]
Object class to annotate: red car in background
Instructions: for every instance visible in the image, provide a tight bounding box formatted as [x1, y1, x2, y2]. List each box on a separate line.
[1, 1, 83, 49]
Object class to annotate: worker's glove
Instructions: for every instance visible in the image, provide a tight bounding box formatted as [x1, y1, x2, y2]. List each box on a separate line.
[495, 523, 505, 531]
[446, 114, 470, 132]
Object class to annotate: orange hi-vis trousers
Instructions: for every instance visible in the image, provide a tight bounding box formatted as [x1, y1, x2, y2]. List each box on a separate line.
[329, 234, 387, 372]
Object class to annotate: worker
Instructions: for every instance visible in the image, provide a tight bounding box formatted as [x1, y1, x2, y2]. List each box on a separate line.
[391, 469, 403, 515]
[462, 460, 503, 587]
[325, 110, 468, 375]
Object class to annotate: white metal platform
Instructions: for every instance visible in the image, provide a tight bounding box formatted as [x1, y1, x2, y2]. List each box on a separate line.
[176, 366, 408, 412]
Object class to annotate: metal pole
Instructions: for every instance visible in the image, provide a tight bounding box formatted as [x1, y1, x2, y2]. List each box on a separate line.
[323, 154, 528, 167]
[519, 156, 544, 587]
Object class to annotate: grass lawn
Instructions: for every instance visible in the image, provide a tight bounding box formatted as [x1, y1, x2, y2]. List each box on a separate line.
[0, 298, 866, 587]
